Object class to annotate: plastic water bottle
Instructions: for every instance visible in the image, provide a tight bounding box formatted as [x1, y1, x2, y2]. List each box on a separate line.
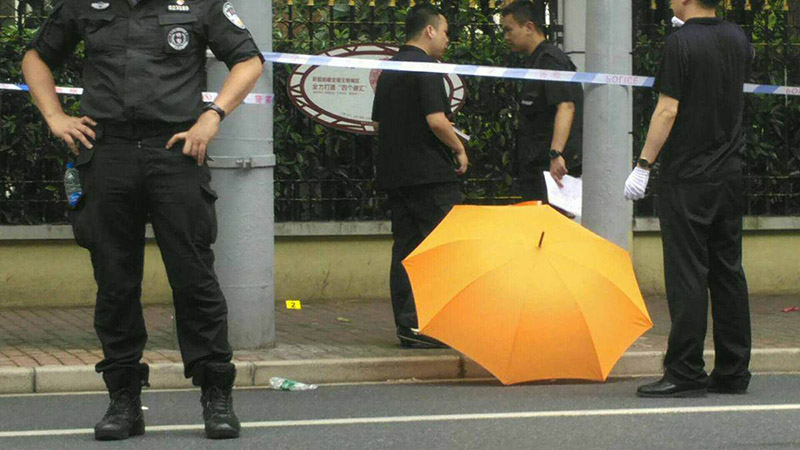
[268, 376, 318, 391]
[64, 162, 83, 208]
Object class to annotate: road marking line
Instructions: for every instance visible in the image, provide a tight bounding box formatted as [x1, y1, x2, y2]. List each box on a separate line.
[2, 404, 800, 438]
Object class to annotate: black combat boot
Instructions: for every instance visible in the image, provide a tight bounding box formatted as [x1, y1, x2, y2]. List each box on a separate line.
[199, 362, 240, 439]
[94, 363, 150, 440]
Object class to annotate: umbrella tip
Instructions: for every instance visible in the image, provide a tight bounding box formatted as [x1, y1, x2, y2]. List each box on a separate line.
[538, 231, 545, 249]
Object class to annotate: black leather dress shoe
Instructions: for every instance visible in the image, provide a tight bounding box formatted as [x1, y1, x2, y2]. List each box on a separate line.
[636, 378, 707, 398]
[397, 326, 449, 349]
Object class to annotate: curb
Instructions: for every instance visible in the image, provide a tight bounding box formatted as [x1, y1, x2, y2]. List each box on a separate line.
[0, 367, 34, 394]
[1, 349, 797, 394]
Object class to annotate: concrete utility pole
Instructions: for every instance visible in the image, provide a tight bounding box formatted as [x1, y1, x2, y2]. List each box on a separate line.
[582, 0, 633, 249]
[560, 0, 586, 71]
[206, 0, 275, 348]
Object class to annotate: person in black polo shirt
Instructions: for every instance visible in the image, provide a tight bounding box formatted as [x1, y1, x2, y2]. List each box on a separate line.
[371, 3, 468, 348]
[501, 0, 583, 202]
[22, 0, 264, 439]
[624, 0, 753, 398]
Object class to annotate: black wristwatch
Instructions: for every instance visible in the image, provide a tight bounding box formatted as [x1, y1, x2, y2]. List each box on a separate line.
[637, 157, 652, 169]
[203, 102, 226, 122]
[549, 149, 563, 160]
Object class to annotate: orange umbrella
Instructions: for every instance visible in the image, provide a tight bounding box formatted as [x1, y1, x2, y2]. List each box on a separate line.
[402, 203, 652, 385]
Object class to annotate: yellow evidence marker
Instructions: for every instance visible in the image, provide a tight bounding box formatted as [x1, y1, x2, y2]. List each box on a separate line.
[285, 300, 302, 310]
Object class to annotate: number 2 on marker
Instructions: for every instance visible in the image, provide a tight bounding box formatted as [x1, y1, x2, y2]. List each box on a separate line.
[285, 300, 302, 310]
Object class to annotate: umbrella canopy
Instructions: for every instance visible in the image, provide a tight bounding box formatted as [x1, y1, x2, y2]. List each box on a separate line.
[402, 204, 652, 385]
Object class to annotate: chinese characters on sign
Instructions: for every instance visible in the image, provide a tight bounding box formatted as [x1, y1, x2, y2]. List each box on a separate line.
[310, 76, 367, 93]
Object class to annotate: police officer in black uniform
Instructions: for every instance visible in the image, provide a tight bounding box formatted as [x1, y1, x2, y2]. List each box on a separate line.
[371, 3, 469, 348]
[22, 0, 264, 440]
[624, 0, 753, 398]
[500, 0, 583, 203]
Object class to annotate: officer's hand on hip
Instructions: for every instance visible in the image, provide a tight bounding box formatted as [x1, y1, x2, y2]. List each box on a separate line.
[454, 151, 469, 175]
[46, 113, 97, 155]
[624, 167, 650, 201]
[166, 111, 221, 165]
[549, 156, 568, 188]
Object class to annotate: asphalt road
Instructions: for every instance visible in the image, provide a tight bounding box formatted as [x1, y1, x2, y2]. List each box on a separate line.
[0, 375, 798, 449]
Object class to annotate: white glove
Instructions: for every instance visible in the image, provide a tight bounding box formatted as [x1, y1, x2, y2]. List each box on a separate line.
[671, 16, 685, 28]
[624, 167, 650, 201]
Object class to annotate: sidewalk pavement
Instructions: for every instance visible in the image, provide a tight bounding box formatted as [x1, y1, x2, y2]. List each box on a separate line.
[0, 296, 798, 393]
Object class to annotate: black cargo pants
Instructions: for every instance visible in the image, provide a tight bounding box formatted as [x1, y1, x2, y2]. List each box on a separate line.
[69, 121, 232, 389]
[514, 171, 549, 203]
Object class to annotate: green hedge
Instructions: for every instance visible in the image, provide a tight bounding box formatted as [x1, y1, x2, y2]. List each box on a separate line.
[0, 24, 83, 224]
[1, 2, 798, 224]
[632, 5, 800, 215]
[272, 2, 545, 221]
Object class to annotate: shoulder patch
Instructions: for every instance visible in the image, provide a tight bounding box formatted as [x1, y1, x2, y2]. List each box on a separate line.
[222, 2, 246, 30]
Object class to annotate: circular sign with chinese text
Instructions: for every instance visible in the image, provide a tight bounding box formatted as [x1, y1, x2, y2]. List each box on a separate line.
[287, 44, 467, 135]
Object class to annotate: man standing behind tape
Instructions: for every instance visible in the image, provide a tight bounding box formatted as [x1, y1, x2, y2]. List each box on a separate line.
[624, 0, 753, 398]
[22, 0, 264, 440]
[371, 3, 469, 349]
[501, 0, 583, 201]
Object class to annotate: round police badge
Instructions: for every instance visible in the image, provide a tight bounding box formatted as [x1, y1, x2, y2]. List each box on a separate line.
[168, 27, 190, 51]
[222, 2, 246, 30]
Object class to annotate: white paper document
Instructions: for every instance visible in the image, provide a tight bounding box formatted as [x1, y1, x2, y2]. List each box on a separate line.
[453, 126, 470, 142]
[543, 172, 582, 221]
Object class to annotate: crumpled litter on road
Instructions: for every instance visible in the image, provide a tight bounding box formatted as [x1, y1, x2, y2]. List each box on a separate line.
[269, 376, 318, 391]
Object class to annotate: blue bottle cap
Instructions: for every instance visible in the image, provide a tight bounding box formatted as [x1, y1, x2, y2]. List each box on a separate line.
[66, 162, 75, 169]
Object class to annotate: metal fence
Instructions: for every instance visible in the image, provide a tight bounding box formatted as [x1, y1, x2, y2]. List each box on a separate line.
[1, 1, 798, 225]
[275, 0, 799, 221]
[272, 0, 562, 222]
[0, 0, 47, 28]
[633, 0, 800, 217]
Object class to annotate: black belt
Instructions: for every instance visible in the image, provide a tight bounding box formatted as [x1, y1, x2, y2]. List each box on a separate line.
[97, 120, 194, 140]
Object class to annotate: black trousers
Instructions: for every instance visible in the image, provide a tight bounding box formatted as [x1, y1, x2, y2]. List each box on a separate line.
[514, 170, 549, 203]
[387, 182, 463, 329]
[658, 176, 751, 389]
[70, 124, 232, 387]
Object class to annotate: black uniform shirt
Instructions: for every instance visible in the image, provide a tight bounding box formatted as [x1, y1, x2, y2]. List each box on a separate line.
[516, 42, 583, 178]
[371, 45, 457, 190]
[29, 0, 264, 123]
[653, 17, 753, 182]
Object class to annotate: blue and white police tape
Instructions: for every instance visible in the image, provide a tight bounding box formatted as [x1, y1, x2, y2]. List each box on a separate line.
[262, 51, 800, 97]
[4, 51, 800, 98]
[0, 82, 273, 105]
